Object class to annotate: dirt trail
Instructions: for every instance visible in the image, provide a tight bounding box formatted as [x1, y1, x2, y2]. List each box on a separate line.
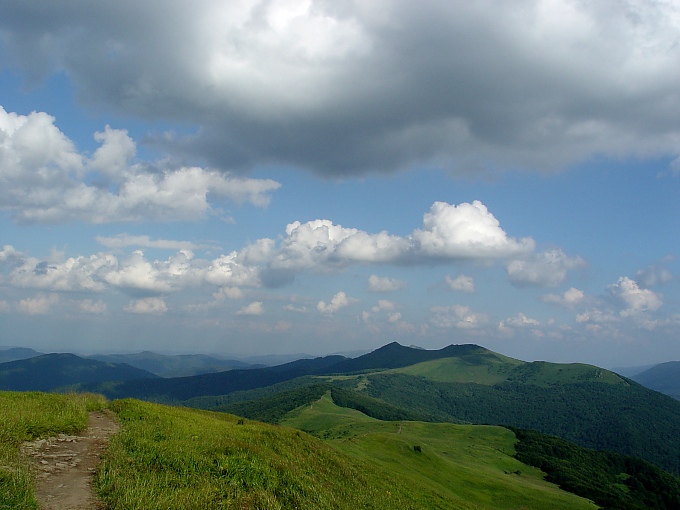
[21, 411, 119, 510]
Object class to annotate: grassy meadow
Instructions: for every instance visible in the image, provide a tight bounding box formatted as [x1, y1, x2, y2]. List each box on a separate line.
[0, 391, 107, 509]
[281, 393, 597, 510]
[96, 399, 431, 509]
[1, 390, 598, 509]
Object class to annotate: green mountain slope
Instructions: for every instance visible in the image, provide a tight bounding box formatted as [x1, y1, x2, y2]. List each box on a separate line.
[283, 392, 680, 509]
[632, 361, 680, 400]
[186, 343, 680, 475]
[280, 393, 597, 509]
[511, 427, 680, 510]
[355, 371, 680, 474]
[0, 353, 158, 392]
[326, 341, 489, 373]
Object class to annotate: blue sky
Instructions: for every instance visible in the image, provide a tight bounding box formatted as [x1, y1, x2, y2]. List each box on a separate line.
[1, 1, 679, 367]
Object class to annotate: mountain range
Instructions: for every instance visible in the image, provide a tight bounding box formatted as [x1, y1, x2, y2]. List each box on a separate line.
[3, 341, 680, 478]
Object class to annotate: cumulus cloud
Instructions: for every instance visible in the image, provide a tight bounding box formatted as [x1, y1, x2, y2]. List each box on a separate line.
[506, 249, 586, 287]
[609, 276, 663, 317]
[317, 291, 358, 314]
[273, 201, 533, 271]
[430, 304, 487, 329]
[503, 313, 540, 328]
[17, 293, 59, 315]
[412, 202, 534, 259]
[574, 275, 665, 331]
[368, 275, 405, 292]
[0, 107, 281, 224]
[445, 274, 475, 293]
[361, 299, 402, 324]
[498, 312, 541, 336]
[0, 200, 562, 313]
[542, 287, 586, 308]
[237, 301, 264, 316]
[2, 2, 680, 177]
[124, 297, 167, 315]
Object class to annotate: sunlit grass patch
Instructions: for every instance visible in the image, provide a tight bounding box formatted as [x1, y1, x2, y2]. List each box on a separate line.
[97, 399, 429, 509]
[0, 391, 107, 509]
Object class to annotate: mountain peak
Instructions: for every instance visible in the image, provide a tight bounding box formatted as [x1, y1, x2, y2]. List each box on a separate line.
[327, 342, 487, 373]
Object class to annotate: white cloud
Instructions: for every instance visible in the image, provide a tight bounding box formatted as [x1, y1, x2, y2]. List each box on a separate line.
[363, 299, 402, 324]
[506, 249, 586, 287]
[317, 291, 358, 314]
[368, 275, 405, 293]
[413, 202, 534, 259]
[274, 201, 534, 270]
[124, 297, 168, 315]
[237, 301, 264, 316]
[213, 286, 244, 301]
[609, 276, 663, 317]
[3, 2, 679, 176]
[6, 251, 111, 292]
[445, 274, 475, 293]
[103, 250, 176, 294]
[574, 276, 665, 331]
[0, 201, 569, 303]
[542, 287, 585, 308]
[430, 304, 487, 329]
[0, 108, 281, 224]
[79, 299, 107, 314]
[372, 300, 396, 313]
[0, 245, 23, 267]
[503, 313, 540, 328]
[576, 309, 618, 325]
[17, 293, 59, 315]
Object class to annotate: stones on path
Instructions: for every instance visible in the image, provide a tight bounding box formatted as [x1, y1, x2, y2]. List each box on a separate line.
[20, 411, 119, 510]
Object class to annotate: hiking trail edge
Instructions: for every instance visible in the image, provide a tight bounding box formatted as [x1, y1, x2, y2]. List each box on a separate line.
[21, 410, 119, 510]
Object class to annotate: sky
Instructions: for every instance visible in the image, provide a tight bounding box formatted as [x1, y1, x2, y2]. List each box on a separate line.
[0, 0, 679, 368]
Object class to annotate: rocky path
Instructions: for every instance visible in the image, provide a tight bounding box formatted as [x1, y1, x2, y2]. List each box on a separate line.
[21, 411, 119, 510]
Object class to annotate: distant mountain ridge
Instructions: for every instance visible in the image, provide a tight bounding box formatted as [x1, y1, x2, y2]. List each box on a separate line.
[325, 341, 488, 373]
[0, 353, 158, 391]
[632, 361, 680, 400]
[87, 351, 257, 377]
[77, 354, 348, 401]
[0, 347, 44, 364]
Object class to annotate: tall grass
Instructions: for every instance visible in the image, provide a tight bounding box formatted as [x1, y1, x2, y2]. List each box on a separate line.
[97, 399, 435, 509]
[0, 391, 107, 509]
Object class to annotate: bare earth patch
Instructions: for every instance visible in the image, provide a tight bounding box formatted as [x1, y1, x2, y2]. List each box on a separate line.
[21, 411, 119, 510]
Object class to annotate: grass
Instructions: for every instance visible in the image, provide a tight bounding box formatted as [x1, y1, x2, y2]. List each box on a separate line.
[96, 399, 432, 509]
[281, 393, 598, 510]
[0, 390, 599, 509]
[391, 355, 522, 385]
[389, 355, 626, 388]
[0, 391, 107, 509]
